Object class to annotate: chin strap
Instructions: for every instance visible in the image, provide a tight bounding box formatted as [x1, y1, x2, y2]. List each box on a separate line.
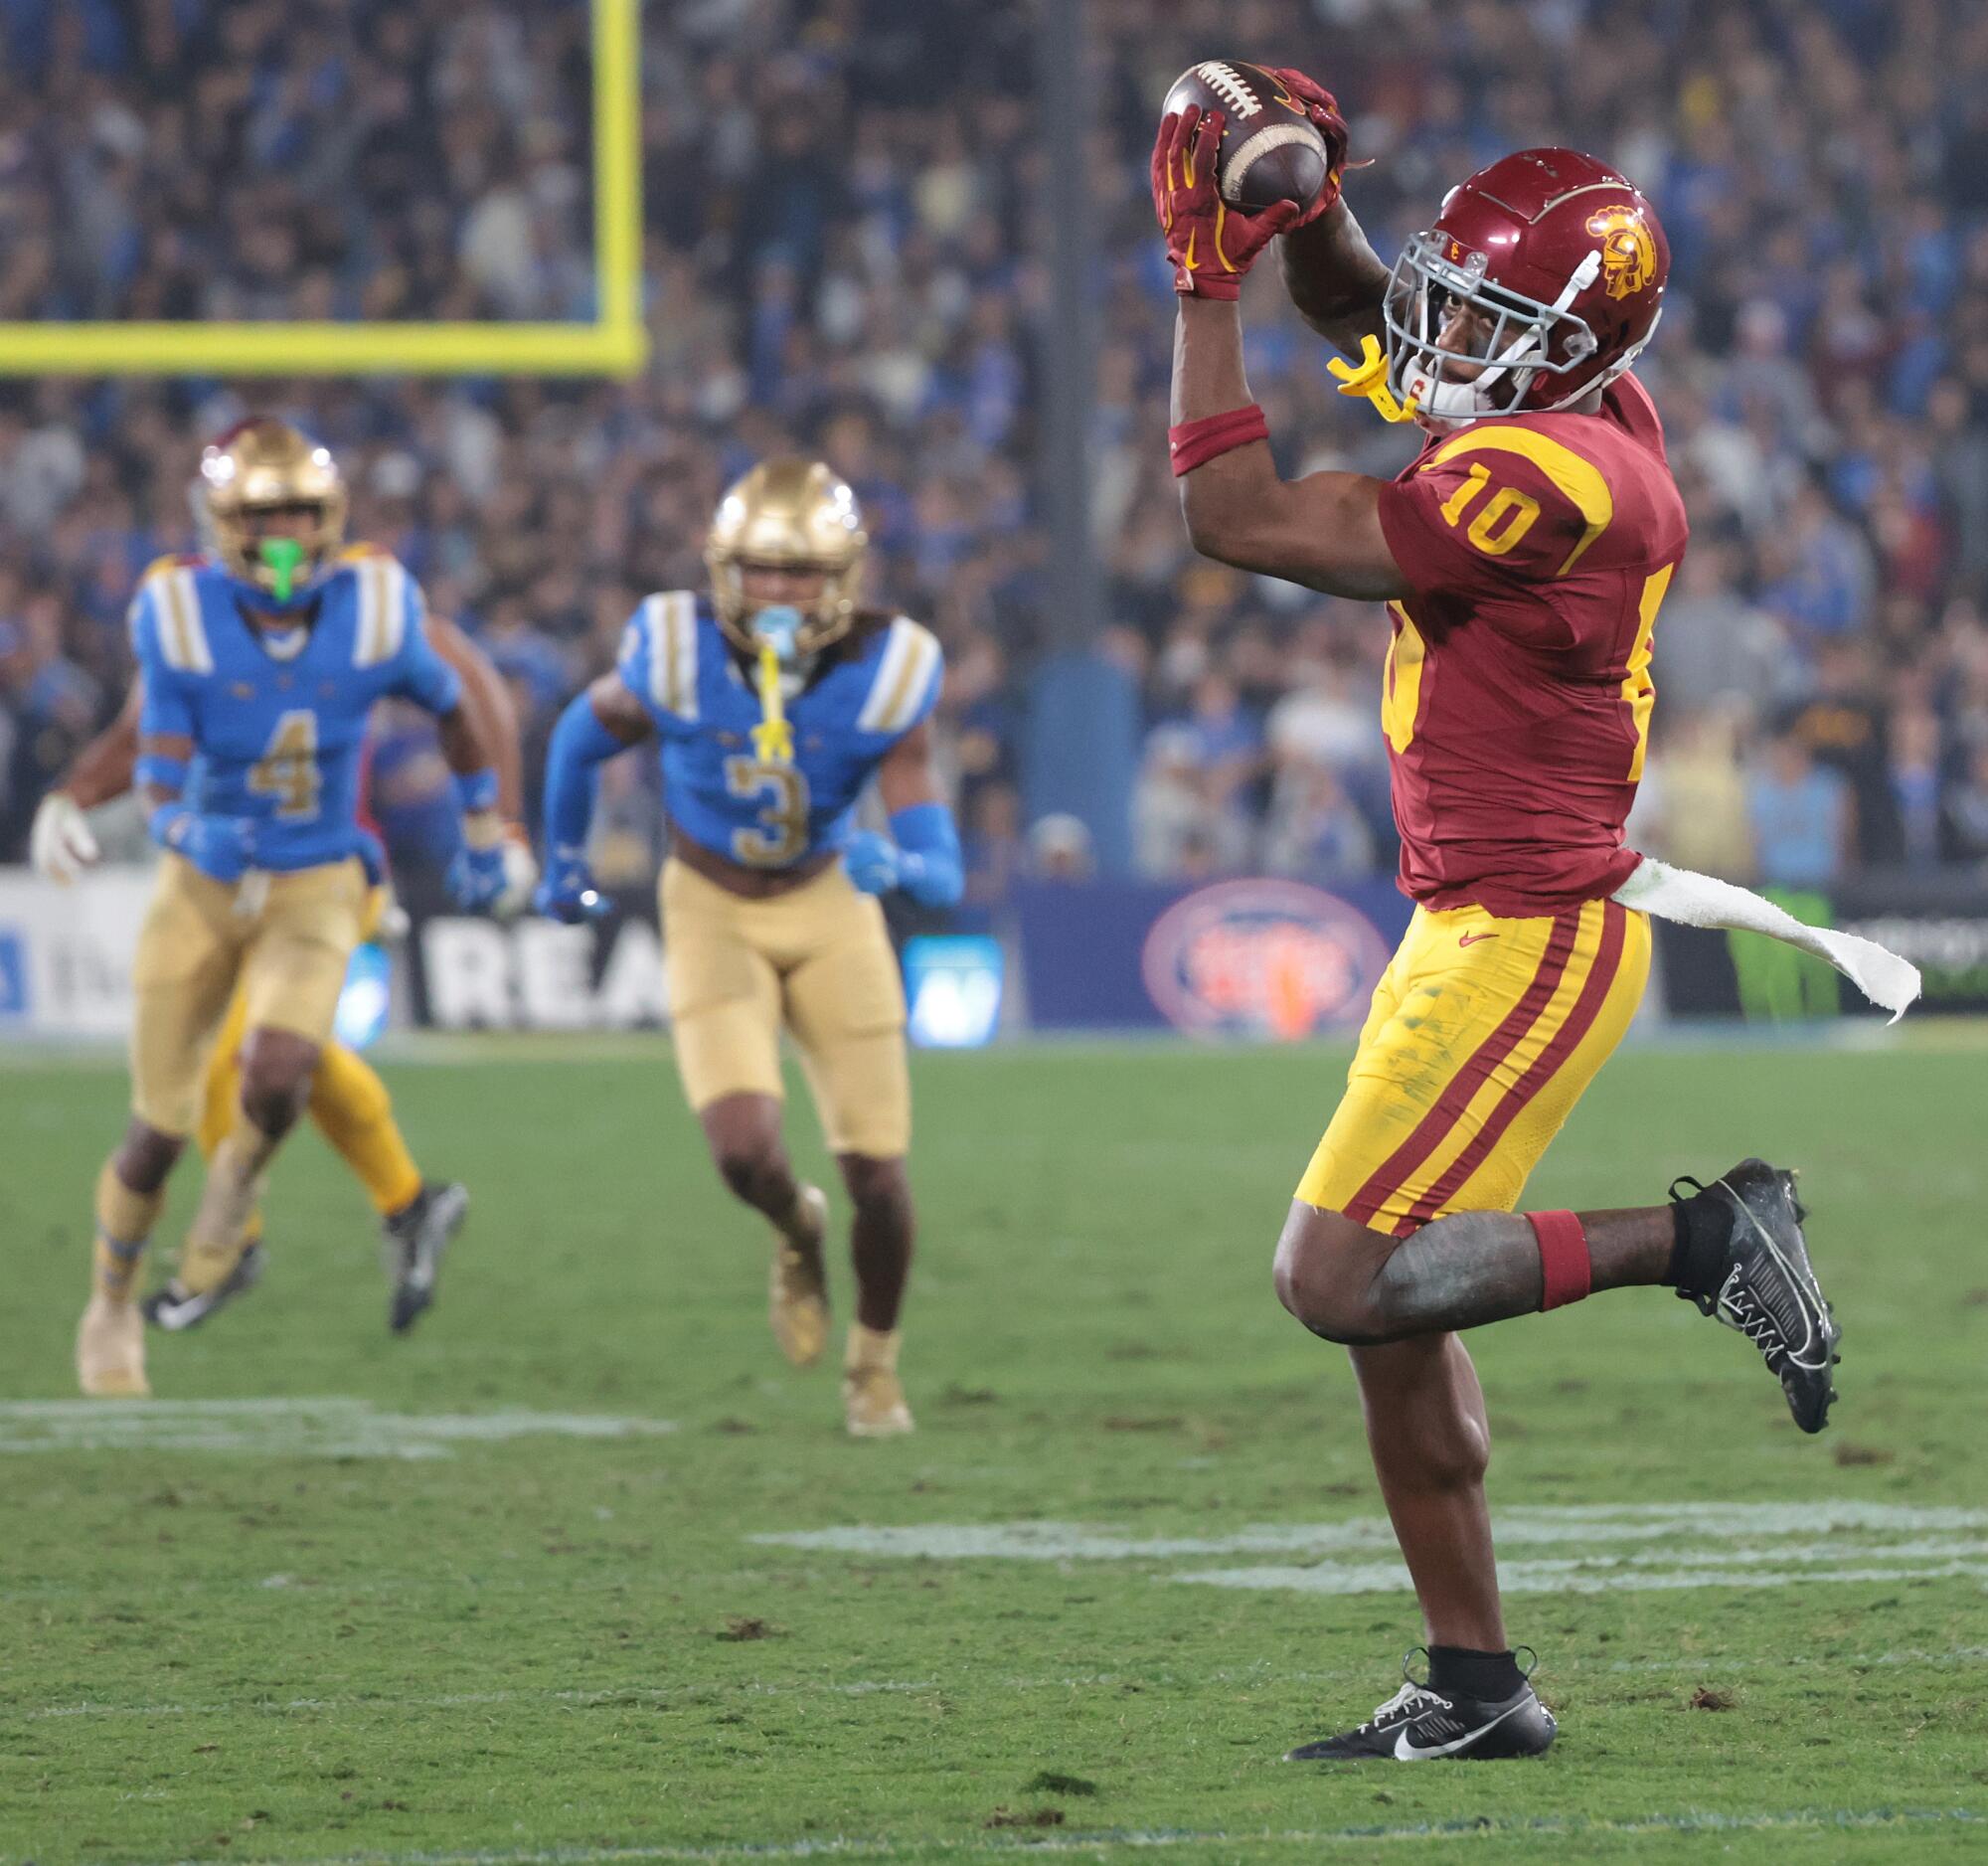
[751, 638, 795, 764]
[1328, 334, 1419, 424]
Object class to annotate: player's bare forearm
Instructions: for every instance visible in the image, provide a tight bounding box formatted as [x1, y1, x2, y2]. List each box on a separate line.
[65, 687, 144, 809]
[1172, 297, 1410, 600]
[585, 672, 654, 747]
[434, 704, 497, 781]
[429, 615, 524, 820]
[876, 722, 942, 813]
[1277, 198, 1391, 354]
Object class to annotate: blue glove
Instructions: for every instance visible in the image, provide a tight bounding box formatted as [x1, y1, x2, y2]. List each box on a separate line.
[446, 841, 508, 912]
[533, 845, 607, 923]
[148, 804, 256, 884]
[844, 829, 902, 897]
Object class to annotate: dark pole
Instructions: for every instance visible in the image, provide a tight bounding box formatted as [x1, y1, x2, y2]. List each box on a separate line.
[1035, 0, 1102, 650]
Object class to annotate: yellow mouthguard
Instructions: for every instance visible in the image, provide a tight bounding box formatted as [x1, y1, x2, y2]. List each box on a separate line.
[1327, 333, 1419, 424]
[750, 639, 795, 764]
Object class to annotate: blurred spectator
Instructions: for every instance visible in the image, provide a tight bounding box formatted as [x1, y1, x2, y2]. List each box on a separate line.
[0, 0, 1984, 901]
[1747, 731, 1852, 891]
[1028, 812, 1095, 883]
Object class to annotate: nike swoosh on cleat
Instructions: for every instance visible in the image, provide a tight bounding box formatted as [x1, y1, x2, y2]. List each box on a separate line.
[1392, 1697, 1531, 1761]
[1716, 1173, 1831, 1367]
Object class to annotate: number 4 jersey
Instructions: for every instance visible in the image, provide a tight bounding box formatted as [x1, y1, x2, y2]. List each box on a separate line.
[615, 594, 943, 870]
[1374, 374, 1689, 918]
[131, 550, 462, 876]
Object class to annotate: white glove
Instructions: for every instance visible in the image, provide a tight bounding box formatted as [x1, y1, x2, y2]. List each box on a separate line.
[494, 828, 541, 921]
[30, 791, 100, 884]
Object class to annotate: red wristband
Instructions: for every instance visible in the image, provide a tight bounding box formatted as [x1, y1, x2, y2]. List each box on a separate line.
[1168, 404, 1269, 477]
[1527, 1210, 1591, 1311]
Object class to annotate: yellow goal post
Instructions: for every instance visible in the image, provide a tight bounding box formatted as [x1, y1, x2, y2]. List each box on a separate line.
[0, 0, 644, 377]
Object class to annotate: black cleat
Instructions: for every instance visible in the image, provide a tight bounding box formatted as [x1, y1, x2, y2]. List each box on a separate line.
[142, 1243, 265, 1333]
[1672, 1159, 1840, 1433]
[382, 1181, 468, 1334]
[1286, 1651, 1557, 1763]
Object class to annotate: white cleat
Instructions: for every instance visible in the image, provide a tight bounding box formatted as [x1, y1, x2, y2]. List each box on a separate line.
[768, 1185, 830, 1368]
[844, 1363, 914, 1438]
[77, 1293, 150, 1397]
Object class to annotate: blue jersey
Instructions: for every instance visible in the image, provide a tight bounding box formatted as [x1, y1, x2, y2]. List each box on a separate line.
[614, 593, 943, 869]
[132, 551, 462, 875]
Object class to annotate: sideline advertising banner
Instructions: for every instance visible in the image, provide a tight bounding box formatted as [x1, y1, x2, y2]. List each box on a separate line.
[1653, 876, 1988, 1020]
[0, 868, 152, 1036]
[1009, 876, 1414, 1038]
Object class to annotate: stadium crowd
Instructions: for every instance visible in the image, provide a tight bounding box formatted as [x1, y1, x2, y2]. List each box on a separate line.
[3, 0, 1988, 899]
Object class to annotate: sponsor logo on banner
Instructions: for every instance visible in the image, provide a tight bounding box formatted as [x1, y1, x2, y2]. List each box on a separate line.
[0, 869, 155, 1035]
[416, 914, 667, 1030]
[1140, 879, 1390, 1039]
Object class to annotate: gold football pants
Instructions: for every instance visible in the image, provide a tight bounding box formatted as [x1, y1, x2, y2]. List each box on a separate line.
[129, 853, 367, 1136]
[662, 857, 911, 1158]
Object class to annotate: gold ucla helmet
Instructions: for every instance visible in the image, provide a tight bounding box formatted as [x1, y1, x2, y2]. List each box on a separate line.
[194, 419, 349, 606]
[705, 458, 867, 656]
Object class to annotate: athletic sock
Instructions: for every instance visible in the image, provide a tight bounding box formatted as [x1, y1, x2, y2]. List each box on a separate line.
[310, 1046, 423, 1216]
[92, 1161, 163, 1300]
[179, 1125, 280, 1291]
[1666, 1191, 1730, 1296]
[1426, 1644, 1525, 1702]
[846, 1322, 900, 1375]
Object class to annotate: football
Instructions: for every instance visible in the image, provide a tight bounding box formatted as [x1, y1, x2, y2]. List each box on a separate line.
[1161, 60, 1330, 213]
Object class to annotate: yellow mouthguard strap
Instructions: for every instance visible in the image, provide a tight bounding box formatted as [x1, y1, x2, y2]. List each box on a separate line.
[750, 640, 794, 764]
[1327, 333, 1419, 424]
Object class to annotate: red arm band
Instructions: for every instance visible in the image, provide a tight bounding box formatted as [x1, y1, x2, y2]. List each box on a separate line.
[1169, 404, 1269, 477]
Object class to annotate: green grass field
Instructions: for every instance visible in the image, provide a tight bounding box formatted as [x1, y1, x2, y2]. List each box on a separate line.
[2, 1035, 1984, 1865]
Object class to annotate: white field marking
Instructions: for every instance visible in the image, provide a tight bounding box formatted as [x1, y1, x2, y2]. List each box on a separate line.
[159, 1806, 1986, 1865]
[29, 1644, 1988, 1726]
[752, 1501, 1988, 1561]
[1179, 1559, 1988, 1596]
[749, 1502, 1988, 1600]
[0, 1397, 676, 1460]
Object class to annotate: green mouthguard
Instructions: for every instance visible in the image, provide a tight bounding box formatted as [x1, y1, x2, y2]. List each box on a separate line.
[258, 537, 306, 602]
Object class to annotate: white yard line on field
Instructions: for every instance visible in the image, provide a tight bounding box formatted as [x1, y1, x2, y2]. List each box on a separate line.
[0, 1397, 677, 1459]
[23, 1644, 1988, 1724]
[159, 1804, 1984, 1865]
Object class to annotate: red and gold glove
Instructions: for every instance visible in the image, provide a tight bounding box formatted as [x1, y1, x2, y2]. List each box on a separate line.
[1151, 105, 1304, 301]
[1267, 66, 1353, 211]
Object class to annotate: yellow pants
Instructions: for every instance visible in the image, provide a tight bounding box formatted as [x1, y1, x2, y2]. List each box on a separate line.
[662, 857, 911, 1158]
[197, 988, 422, 1222]
[1297, 897, 1650, 1234]
[130, 853, 368, 1136]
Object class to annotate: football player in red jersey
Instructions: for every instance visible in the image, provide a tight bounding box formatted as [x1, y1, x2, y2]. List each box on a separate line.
[1154, 81, 1841, 1763]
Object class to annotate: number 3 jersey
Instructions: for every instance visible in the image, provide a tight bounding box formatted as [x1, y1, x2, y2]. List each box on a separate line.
[1374, 374, 1689, 919]
[131, 550, 462, 875]
[614, 594, 943, 869]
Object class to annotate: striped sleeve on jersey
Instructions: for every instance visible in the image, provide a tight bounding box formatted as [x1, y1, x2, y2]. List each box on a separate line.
[133, 563, 213, 674]
[857, 617, 942, 736]
[354, 556, 417, 668]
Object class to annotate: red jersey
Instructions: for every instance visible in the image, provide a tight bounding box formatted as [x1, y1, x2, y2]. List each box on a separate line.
[1373, 375, 1688, 918]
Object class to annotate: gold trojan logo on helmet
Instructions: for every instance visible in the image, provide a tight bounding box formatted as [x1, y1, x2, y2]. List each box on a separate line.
[195, 419, 349, 604]
[705, 458, 867, 657]
[1585, 205, 1658, 301]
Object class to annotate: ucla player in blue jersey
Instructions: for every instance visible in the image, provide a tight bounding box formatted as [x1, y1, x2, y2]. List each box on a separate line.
[78, 421, 511, 1398]
[536, 460, 962, 1437]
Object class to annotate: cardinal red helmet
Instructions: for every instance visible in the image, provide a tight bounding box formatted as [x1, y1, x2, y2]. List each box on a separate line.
[1382, 148, 1670, 427]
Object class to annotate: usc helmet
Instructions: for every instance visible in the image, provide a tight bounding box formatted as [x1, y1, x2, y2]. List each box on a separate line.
[705, 458, 867, 658]
[1383, 148, 1670, 427]
[194, 419, 349, 607]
